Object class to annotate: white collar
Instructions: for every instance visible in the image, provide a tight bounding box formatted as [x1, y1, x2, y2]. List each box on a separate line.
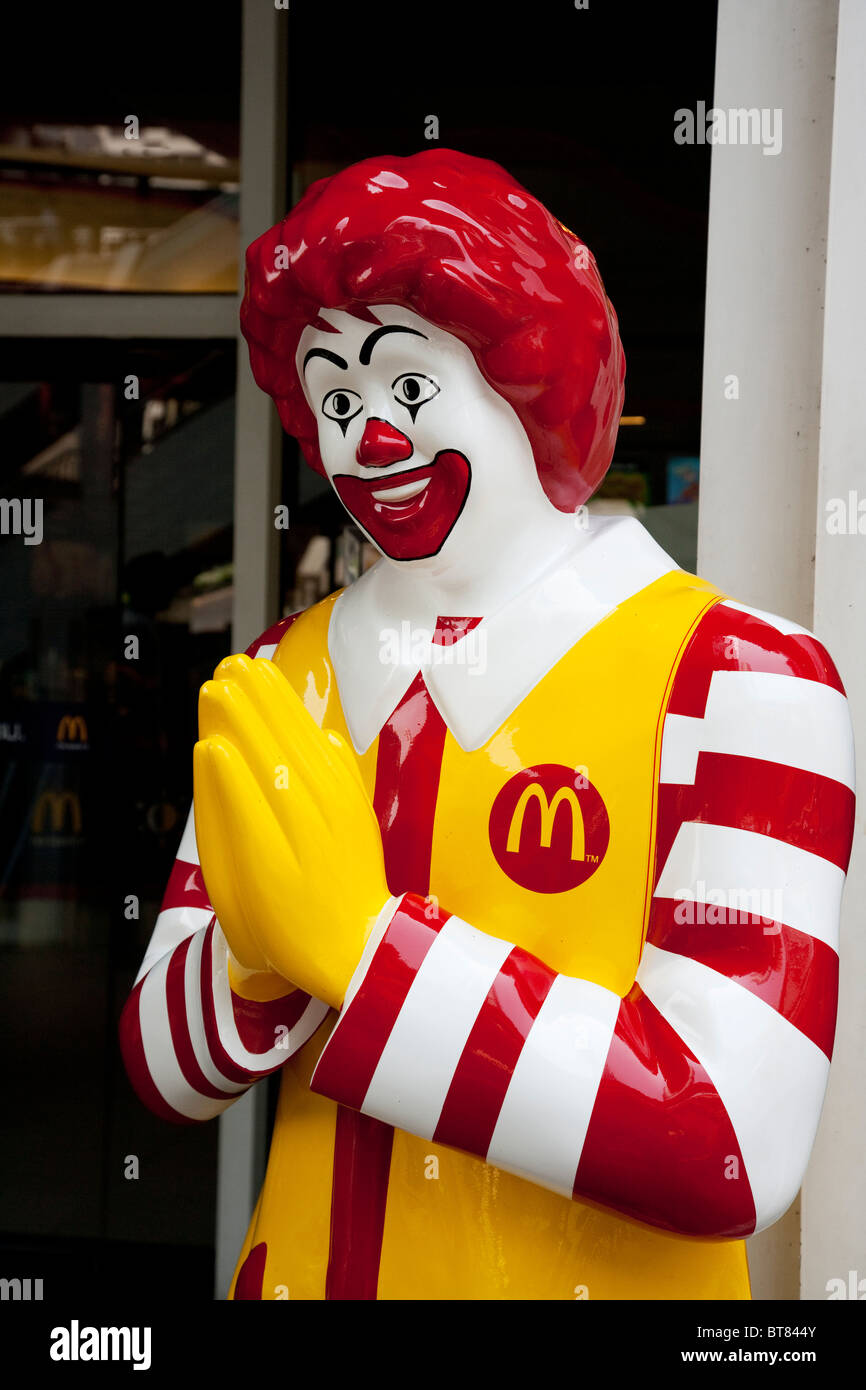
[328, 515, 678, 754]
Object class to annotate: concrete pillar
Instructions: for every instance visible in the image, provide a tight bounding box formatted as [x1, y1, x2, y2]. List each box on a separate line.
[699, 0, 838, 629]
[698, 0, 840, 1299]
[800, 0, 866, 1303]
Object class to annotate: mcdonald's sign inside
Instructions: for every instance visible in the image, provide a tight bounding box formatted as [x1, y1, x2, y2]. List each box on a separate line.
[31, 789, 83, 837]
[488, 764, 609, 893]
[56, 713, 88, 748]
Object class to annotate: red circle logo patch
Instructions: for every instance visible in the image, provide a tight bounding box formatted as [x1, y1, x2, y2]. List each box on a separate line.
[488, 764, 610, 893]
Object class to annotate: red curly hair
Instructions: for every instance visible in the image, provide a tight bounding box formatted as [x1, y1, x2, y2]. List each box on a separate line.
[240, 148, 625, 511]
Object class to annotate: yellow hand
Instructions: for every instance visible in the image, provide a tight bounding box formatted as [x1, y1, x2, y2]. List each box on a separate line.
[193, 654, 389, 1010]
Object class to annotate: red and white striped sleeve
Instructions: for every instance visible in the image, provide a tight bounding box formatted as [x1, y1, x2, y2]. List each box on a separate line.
[310, 599, 856, 1238]
[119, 615, 330, 1125]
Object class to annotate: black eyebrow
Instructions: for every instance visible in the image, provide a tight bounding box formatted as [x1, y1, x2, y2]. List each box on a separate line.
[359, 325, 427, 366]
[302, 347, 349, 373]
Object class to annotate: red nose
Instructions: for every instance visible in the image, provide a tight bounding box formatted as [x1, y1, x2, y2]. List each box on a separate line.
[355, 418, 414, 469]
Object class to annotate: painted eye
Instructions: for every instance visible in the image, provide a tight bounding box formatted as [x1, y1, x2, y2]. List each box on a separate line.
[392, 373, 440, 420]
[322, 389, 363, 435]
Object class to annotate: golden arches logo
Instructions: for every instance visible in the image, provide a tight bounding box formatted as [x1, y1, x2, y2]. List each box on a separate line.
[489, 764, 610, 894]
[56, 715, 88, 744]
[32, 790, 82, 835]
[505, 784, 585, 862]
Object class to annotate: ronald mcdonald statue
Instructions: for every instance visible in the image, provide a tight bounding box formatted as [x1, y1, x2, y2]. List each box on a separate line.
[120, 149, 855, 1300]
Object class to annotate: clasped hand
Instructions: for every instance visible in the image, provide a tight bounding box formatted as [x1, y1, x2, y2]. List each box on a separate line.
[193, 654, 389, 1010]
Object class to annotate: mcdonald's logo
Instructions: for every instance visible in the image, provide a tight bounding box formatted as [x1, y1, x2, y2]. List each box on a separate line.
[506, 784, 586, 861]
[489, 764, 609, 893]
[56, 714, 88, 746]
[31, 789, 83, 836]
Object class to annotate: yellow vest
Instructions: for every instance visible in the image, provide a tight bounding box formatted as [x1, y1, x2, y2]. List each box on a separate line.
[230, 567, 751, 1300]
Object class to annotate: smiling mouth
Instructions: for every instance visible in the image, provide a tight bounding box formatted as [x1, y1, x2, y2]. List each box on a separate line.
[338, 461, 436, 513]
[332, 449, 472, 561]
[371, 474, 431, 503]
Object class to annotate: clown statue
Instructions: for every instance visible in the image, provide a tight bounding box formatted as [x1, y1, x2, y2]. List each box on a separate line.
[120, 150, 855, 1300]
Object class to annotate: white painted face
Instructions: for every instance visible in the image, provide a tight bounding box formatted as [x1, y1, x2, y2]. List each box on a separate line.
[296, 305, 562, 572]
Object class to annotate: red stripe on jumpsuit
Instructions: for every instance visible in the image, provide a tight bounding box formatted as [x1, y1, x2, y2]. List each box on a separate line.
[325, 618, 478, 1300]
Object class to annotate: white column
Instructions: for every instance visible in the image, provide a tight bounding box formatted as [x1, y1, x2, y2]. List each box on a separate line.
[801, 0, 866, 1303]
[699, 0, 838, 629]
[215, 0, 288, 1299]
[698, 0, 839, 1299]
[230, 2, 287, 651]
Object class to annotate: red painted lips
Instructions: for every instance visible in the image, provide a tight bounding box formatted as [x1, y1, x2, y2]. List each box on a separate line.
[333, 450, 471, 560]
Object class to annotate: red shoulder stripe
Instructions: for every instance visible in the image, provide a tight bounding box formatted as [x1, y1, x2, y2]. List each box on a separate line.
[667, 603, 845, 718]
